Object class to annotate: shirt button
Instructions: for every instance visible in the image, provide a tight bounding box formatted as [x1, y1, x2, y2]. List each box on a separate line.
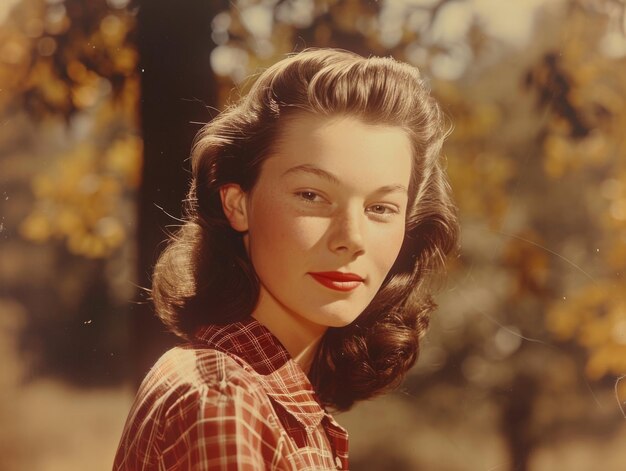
[335, 456, 342, 469]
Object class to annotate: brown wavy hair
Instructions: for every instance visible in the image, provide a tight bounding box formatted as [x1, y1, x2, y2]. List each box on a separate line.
[151, 48, 459, 411]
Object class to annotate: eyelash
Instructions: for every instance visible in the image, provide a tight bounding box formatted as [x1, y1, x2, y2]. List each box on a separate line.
[368, 204, 398, 216]
[296, 191, 323, 203]
[294, 191, 400, 218]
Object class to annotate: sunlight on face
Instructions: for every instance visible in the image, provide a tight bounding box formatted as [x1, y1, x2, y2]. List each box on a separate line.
[244, 113, 413, 333]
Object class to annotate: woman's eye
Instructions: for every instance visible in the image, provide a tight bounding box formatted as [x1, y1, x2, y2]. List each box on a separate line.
[367, 204, 398, 216]
[295, 191, 323, 203]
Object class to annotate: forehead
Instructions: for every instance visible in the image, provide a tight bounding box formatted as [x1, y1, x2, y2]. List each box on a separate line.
[263, 113, 413, 188]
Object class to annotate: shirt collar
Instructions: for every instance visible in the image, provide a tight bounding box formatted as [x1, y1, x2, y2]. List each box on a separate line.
[192, 316, 333, 430]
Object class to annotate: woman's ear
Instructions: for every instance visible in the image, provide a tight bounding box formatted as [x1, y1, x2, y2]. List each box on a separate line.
[219, 184, 249, 232]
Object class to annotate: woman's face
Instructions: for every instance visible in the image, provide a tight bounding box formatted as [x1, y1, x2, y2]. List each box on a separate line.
[226, 113, 412, 331]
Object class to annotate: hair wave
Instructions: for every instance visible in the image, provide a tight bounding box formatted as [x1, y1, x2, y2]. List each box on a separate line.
[151, 48, 459, 411]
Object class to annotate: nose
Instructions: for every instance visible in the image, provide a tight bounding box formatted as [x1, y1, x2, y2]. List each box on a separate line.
[327, 205, 366, 256]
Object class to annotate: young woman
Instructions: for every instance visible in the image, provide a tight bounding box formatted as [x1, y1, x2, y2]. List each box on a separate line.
[113, 48, 458, 470]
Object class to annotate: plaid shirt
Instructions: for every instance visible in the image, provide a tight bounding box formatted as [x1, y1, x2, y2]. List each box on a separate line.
[113, 317, 349, 470]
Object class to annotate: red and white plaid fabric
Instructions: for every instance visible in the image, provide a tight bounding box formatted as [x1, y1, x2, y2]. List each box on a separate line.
[113, 316, 349, 470]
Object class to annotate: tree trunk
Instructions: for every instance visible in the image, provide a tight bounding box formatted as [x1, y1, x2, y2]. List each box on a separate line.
[134, 0, 226, 386]
[501, 374, 537, 471]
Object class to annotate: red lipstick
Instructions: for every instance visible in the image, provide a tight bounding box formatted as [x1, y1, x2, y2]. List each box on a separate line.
[309, 271, 364, 292]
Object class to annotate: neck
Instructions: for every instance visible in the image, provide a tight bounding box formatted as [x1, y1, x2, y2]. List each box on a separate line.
[251, 292, 327, 375]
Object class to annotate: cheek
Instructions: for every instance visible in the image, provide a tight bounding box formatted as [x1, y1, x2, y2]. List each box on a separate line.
[249, 194, 324, 257]
[374, 225, 406, 273]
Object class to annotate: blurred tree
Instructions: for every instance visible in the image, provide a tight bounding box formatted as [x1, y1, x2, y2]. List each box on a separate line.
[131, 0, 229, 384]
[4, 0, 626, 468]
[530, 1, 626, 388]
[1, 0, 140, 384]
[203, 1, 626, 470]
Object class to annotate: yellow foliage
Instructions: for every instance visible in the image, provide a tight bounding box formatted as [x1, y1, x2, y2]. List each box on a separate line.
[0, 34, 32, 94]
[28, 60, 69, 108]
[104, 136, 143, 188]
[543, 131, 611, 178]
[2, 0, 141, 259]
[586, 344, 626, 380]
[21, 129, 141, 258]
[330, 0, 368, 34]
[547, 283, 626, 379]
[99, 14, 127, 48]
[446, 149, 514, 227]
[604, 237, 626, 272]
[597, 172, 626, 271]
[438, 86, 514, 227]
[542, 134, 568, 178]
[70, 71, 104, 109]
[111, 46, 138, 76]
[537, 7, 626, 382]
[452, 104, 500, 141]
[67, 60, 87, 82]
[502, 230, 551, 298]
[20, 211, 52, 242]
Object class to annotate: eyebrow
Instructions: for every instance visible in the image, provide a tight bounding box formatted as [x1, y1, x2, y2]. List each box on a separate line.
[282, 164, 408, 194]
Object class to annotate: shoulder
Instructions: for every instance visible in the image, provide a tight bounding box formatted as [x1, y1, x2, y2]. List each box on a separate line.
[123, 345, 279, 443]
[154, 347, 290, 446]
[143, 344, 267, 403]
[115, 346, 286, 470]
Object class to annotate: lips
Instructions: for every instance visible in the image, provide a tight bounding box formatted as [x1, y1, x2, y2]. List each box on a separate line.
[308, 271, 364, 292]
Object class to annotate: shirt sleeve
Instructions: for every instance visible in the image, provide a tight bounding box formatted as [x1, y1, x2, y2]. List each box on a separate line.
[158, 382, 284, 470]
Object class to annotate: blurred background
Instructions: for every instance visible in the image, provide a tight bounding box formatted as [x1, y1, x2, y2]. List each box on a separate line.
[1, 0, 625, 469]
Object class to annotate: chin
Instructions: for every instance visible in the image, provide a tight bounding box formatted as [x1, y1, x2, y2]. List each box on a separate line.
[317, 311, 362, 329]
